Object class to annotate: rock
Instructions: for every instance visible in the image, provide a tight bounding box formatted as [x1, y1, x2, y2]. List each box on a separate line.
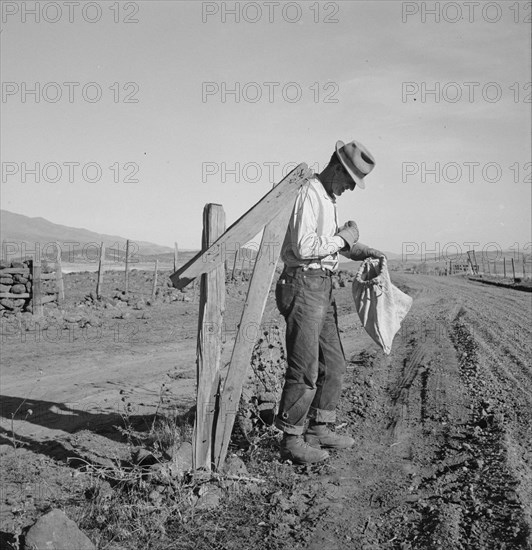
[13, 274, 28, 284]
[195, 485, 223, 510]
[172, 441, 193, 474]
[0, 284, 12, 293]
[23, 509, 95, 550]
[11, 284, 27, 294]
[10, 261, 25, 269]
[26, 282, 32, 291]
[0, 275, 13, 284]
[0, 259, 10, 269]
[222, 454, 248, 477]
[0, 299, 15, 309]
[133, 299, 145, 310]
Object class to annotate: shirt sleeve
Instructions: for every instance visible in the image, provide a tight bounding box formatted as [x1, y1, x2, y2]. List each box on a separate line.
[289, 184, 345, 260]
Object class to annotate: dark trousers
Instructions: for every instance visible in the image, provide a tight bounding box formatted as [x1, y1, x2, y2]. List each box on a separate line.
[275, 267, 346, 435]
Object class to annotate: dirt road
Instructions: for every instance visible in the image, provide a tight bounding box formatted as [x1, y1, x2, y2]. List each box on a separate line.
[1, 271, 530, 548]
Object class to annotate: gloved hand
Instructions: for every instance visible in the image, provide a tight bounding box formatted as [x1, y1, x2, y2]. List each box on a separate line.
[348, 242, 387, 261]
[336, 220, 359, 249]
[365, 247, 386, 260]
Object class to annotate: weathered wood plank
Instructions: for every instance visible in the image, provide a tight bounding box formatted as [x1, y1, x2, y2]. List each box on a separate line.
[40, 273, 57, 280]
[170, 163, 310, 290]
[193, 204, 226, 471]
[213, 202, 293, 470]
[0, 293, 30, 299]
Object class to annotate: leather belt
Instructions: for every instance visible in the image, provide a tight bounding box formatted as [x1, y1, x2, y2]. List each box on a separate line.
[283, 265, 334, 277]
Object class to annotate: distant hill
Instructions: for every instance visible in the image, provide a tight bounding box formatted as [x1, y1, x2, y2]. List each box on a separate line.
[0, 210, 181, 263]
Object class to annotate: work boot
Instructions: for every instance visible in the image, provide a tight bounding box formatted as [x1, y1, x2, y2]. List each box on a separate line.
[305, 423, 355, 450]
[280, 434, 330, 465]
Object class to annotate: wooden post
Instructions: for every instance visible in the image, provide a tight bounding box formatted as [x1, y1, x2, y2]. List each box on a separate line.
[125, 239, 130, 293]
[493, 260, 497, 276]
[231, 248, 239, 281]
[96, 242, 105, 299]
[503, 257, 507, 279]
[151, 260, 158, 300]
[481, 255, 485, 275]
[214, 204, 293, 470]
[449, 260, 453, 275]
[466, 251, 475, 275]
[32, 261, 43, 316]
[54, 242, 64, 304]
[511, 258, 516, 281]
[193, 204, 226, 471]
[487, 259, 491, 275]
[174, 242, 179, 272]
[523, 258, 526, 279]
[472, 250, 479, 275]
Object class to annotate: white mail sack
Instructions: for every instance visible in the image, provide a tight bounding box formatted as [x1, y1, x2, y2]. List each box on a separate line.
[351, 258, 413, 355]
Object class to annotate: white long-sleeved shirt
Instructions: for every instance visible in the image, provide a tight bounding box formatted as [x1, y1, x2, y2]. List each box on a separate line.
[280, 175, 346, 272]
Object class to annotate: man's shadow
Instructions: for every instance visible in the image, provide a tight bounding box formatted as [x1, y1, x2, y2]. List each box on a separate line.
[0, 394, 195, 463]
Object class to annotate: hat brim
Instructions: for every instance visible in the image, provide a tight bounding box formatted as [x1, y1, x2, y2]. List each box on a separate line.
[335, 140, 365, 190]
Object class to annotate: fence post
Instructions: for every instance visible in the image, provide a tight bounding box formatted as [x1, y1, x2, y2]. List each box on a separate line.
[32, 261, 43, 316]
[523, 258, 526, 279]
[54, 241, 64, 304]
[152, 259, 158, 300]
[174, 242, 179, 272]
[96, 242, 105, 299]
[231, 248, 239, 281]
[472, 250, 479, 274]
[125, 239, 130, 293]
[511, 258, 516, 281]
[193, 204, 226, 472]
[503, 257, 506, 278]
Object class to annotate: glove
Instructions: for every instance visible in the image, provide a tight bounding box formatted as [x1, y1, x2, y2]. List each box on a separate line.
[348, 243, 386, 261]
[336, 220, 359, 249]
[365, 247, 386, 260]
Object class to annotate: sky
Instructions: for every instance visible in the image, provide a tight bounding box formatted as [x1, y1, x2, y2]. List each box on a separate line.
[1, 0, 531, 259]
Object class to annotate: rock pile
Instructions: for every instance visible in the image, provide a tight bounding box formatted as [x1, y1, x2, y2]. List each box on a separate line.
[0, 260, 32, 316]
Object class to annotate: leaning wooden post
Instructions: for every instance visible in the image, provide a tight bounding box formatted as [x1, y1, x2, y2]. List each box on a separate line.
[174, 242, 179, 272]
[193, 204, 226, 471]
[96, 242, 105, 299]
[54, 242, 64, 304]
[32, 260, 43, 316]
[124, 239, 130, 293]
[151, 259, 158, 300]
[503, 257, 507, 279]
[511, 258, 516, 281]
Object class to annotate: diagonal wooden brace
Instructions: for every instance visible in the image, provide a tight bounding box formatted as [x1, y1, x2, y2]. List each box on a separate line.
[170, 163, 311, 290]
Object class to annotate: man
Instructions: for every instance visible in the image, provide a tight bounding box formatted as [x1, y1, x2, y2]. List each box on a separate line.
[275, 139, 386, 465]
